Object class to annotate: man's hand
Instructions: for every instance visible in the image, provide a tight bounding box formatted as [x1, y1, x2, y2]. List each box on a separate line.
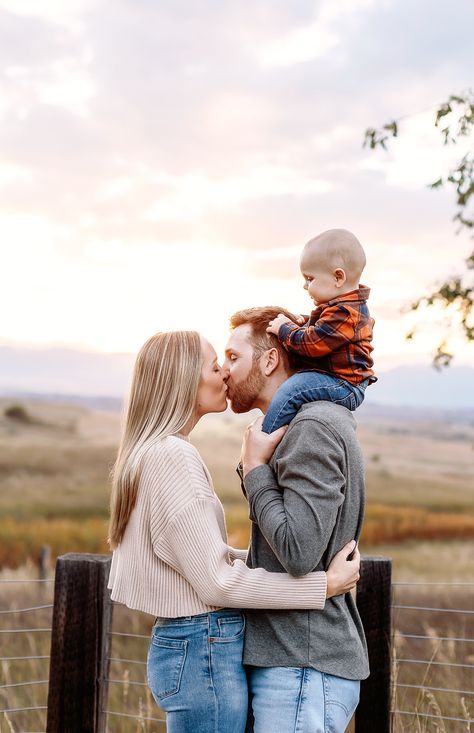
[325, 541, 360, 598]
[241, 416, 287, 477]
[266, 313, 295, 335]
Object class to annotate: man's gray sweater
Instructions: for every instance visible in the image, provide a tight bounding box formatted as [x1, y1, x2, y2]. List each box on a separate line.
[243, 401, 370, 680]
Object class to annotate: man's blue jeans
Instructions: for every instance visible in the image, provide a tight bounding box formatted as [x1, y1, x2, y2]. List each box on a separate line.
[262, 372, 369, 433]
[246, 666, 360, 733]
[147, 609, 247, 733]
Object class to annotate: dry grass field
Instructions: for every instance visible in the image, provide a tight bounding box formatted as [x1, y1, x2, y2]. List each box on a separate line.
[1, 398, 473, 731]
[0, 398, 473, 577]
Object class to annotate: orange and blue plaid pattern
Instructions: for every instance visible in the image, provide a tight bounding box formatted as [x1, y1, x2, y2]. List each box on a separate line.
[278, 285, 376, 386]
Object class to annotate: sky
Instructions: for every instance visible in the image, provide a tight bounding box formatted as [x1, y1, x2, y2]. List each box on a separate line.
[1, 0, 473, 370]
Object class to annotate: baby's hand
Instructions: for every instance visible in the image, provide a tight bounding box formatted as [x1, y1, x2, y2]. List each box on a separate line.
[267, 313, 294, 335]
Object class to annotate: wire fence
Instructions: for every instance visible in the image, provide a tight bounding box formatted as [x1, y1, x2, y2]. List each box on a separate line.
[104, 603, 165, 732]
[1, 575, 473, 732]
[0, 577, 54, 733]
[391, 581, 474, 732]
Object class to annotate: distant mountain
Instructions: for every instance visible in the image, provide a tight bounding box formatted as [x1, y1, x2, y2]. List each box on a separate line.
[365, 365, 474, 409]
[0, 345, 473, 409]
[0, 345, 134, 398]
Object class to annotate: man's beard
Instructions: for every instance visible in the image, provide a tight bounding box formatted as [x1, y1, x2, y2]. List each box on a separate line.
[228, 359, 265, 414]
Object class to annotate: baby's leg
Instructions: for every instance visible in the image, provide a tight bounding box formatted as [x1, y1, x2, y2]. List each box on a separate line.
[262, 372, 367, 433]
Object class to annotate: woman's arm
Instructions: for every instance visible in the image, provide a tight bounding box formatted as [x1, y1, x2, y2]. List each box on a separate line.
[154, 497, 328, 610]
[226, 542, 359, 595]
[147, 437, 358, 610]
[227, 545, 249, 562]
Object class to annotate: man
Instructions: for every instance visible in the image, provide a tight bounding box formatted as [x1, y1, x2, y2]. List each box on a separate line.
[223, 306, 369, 733]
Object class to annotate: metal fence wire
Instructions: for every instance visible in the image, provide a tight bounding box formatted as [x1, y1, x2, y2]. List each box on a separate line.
[0, 577, 54, 733]
[391, 581, 474, 731]
[1, 576, 474, 732]
[104, 603, 166, 731]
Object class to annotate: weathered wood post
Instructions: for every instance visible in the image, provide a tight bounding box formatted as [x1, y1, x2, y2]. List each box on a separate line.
[355, 556, 392, 733]
[46, 553, 113, 733]
[38, 544, 51, 580]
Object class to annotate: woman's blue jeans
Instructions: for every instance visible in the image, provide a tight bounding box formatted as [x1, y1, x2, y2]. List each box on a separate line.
[147, 609, 247, 733]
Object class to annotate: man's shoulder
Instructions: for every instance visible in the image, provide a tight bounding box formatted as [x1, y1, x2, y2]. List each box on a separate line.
[290, 402, 357, 439]
[272, 402, 363, 469]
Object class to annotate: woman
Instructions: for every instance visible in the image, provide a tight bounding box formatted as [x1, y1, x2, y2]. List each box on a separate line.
[108, 331, 360, 733]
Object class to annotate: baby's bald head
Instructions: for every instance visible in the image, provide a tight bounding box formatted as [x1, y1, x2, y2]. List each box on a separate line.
[301, 229, 366, 287]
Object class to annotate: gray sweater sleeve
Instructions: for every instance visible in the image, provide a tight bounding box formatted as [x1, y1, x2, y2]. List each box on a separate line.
[243, 416, 346, 576]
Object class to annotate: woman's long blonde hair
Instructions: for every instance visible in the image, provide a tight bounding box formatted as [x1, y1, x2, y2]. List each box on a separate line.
[108, 330, 203, 549]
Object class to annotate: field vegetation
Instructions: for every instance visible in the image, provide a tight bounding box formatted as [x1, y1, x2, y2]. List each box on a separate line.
[0, 399, 473, 573]
[1, 398, 473, 731]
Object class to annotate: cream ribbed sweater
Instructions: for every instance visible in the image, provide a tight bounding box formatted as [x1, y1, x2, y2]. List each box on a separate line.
[108, 435, 327, 617]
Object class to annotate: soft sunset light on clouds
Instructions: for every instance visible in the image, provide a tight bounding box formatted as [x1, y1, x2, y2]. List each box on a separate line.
[0, 0, 473, 367]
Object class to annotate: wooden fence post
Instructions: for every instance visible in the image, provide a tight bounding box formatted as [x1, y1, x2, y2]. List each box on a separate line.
[46, 553, 113, 733]
[355, 556, 392, 733]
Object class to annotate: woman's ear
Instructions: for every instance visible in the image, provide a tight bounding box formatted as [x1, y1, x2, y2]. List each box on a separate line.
[334, 268, 347, 288]
[262, 347, 280, 376]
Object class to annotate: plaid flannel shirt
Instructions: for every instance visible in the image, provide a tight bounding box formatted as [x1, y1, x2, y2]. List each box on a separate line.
[278, 285, 376, 386]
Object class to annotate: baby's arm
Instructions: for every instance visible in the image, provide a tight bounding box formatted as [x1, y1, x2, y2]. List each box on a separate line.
[276, 305, 355, 358]
[267, 312, 306, 336]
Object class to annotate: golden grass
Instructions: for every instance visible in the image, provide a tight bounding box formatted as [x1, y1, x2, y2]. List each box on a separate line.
[3, 506, 474, 572]
[361, 504, 474, 545]
[0, 517, 110, 568]
[0, 399, 473, 572]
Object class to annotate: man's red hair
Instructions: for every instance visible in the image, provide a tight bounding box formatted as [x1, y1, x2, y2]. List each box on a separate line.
[229, 306, 301, 372]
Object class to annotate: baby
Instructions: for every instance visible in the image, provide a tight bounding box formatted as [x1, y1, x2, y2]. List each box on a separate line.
[264, 228, 376, 433]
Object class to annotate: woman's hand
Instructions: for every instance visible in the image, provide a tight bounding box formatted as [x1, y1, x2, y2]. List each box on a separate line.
[326, 541, 360, 598]
[241, 416, 287, 477]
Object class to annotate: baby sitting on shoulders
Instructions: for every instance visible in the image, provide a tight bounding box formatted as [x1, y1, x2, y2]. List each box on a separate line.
[264, 228, 376, 433]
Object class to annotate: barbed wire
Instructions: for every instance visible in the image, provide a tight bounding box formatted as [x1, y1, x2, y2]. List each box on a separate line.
[396, 682, 474, 696]
[393, 710, 474, 724]
[103, 709, 165, 724]
[109, 631, 149, 640]
[0, 605, 53, 615]
[0, 655, 49, 661]
[0, 680, 49, 689]
[396, 632, 474, 643]
[105, 678, 148, 687]
[0, 628, 51, 633]
[0, 706, 48, 714]
[397, 658, 474, 670]
[108, 656, 147, 666]
[393, 581, 474, 586]
[0, 579, 53, 584]
[393, 604, 474, 614]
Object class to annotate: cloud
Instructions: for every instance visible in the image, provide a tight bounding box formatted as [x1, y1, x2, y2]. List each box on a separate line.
[257, 0, 378, 68]
[0, 0, 473, 362]
[0, 0, 95, 30]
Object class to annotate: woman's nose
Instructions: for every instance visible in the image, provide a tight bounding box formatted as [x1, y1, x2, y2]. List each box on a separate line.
[221, 363, 230, 379]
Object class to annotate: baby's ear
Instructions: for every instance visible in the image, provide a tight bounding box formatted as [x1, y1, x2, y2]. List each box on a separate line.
[334, 268, 347, 286]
